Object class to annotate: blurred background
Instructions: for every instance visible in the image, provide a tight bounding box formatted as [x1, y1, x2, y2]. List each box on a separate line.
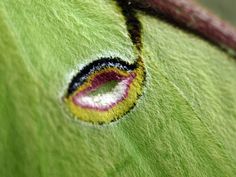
[198, 0, 236, 25]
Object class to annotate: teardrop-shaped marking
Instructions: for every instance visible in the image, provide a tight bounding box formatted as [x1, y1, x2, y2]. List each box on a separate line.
[64, 57, 145, 124]
[64, 0, 145, 124]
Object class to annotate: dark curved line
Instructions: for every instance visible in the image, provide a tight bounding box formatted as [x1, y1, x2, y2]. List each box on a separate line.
[114, 0, 143, 53]
[66, 57, 136, 96]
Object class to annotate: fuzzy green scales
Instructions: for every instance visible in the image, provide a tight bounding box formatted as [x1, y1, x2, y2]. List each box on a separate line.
[0, 0, 236, 177]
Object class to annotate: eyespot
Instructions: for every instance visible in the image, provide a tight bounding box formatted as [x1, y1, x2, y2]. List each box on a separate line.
[64, 57, 145, 124]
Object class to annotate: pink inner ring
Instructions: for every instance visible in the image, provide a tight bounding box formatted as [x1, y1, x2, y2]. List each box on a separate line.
[72, 70, 136, 111]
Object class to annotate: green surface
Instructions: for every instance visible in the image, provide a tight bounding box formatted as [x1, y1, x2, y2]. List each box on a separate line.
[0, 0, 236, 177]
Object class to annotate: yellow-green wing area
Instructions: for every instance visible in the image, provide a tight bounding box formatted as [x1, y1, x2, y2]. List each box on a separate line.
[0, 0, 236, 177]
